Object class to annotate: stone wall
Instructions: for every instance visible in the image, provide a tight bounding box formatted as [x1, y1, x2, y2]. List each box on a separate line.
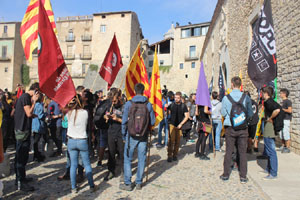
[272, 0, 300, 154]
[201, 0, 300, 154]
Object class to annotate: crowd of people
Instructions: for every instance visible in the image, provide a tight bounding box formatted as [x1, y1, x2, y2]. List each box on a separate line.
[0, 76, 293, 195]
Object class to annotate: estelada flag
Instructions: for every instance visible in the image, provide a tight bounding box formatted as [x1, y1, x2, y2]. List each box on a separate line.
[99, 34, 123, 89]
[149, 47, 163, 127]
[125, 43, 150, 100]
[218, 66, 225, 101]
[248, 0, 277, 88]
[38, 0, 75, 107]
[21, 0, 57, 62]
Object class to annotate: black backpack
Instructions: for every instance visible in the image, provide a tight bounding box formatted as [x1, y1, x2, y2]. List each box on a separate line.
[93, 100, 110, 130]
[273, 107, 285, 134]
[127, 101, 150, 137]
[227, 94, 248, 131]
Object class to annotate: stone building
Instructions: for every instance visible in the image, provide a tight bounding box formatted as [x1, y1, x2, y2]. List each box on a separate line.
[29, 11, 145, 91]
[201, 0, 300, 154]
[0, 22, 24, 91]
[149, 22, 209, 95]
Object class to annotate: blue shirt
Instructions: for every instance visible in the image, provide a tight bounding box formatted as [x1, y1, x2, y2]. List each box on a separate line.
[32, 102, 46, 133]
[122, 95, 156, 137]
[221, 89, 253, 126]
[47, 101, 62, 127]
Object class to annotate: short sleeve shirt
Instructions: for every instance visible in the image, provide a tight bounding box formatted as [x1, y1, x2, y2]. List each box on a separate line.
[169, 103, 188, 127]
[14, 93, 32, 131]
[281, 99, 292, 120]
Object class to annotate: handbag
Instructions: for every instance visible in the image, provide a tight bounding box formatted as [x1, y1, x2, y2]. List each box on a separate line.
[202, 122, 212, 134]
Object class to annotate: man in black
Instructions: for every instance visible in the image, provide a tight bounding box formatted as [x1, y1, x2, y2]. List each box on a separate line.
[103, 89, 124, 181]
[167, 91, 189, 162]
[14, 83, 39, 192]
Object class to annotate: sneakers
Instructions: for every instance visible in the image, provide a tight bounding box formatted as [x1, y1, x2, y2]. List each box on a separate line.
[136, 183, 142, 190]
[57, 174, 70, 181]
[104, 172, 115, 181]
[167, 157, 173, 162]
[282, 147, 290, 153]
[119, 183, 134, 191]
[194, 153, 201, 158]
[220, 175, 229, 181]
[90, 185, 98, 193]
[156, 144, 164, 148]
[263, 175, 277, 180]
[240, 177, 248, 184]
[277, 146, 284, 152]
[200, 155, 210, 160]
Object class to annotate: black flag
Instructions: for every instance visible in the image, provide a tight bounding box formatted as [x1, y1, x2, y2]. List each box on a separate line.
[218, 66, 225, 101]
[248, 0, 277, 89]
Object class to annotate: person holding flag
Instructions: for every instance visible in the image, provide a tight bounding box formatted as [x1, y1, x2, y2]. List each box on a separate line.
[195, 62, 212, 160]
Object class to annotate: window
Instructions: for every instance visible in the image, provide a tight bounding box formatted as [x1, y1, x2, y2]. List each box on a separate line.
[189, 46, 196, 58]
[4, 67, 8, 72]
[68, 29, 74, 39]
[181, 29, 190, 38]
[149, 60, 153, 67]
[201, 26, 209, 35]
[67, 45, 72, 57]
[185, 74, 188, 78]
[100, 25, 106, 33]
[179, 63, 184, 69]
[193, 27, 201, 36]
[191, 62, 195, 68]
[2, 46, 7, 58]
[160, 60, 164, 66]
[82, 63, 88, 76]
[121, 14, 125, 17]
[3, 25, 7, 34]
[102, 15, 106, 19]
[83, 45, 90, 55]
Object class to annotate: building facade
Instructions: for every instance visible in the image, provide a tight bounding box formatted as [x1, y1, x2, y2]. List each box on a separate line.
[29, 11, 145, 91]
[201, 0, 300, 154]
[0, 22, 24, 92]
[149, 22, 209, 95]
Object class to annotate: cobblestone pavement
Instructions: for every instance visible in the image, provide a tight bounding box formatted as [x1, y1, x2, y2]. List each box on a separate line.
[1, 137, 270, 200]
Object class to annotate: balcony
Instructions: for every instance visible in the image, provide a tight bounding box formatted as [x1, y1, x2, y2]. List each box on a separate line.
[185, 53, 199, 61]
[0, 56, 11, 62]
[80, 53, 92, 60]
[65, 36, 75, 42]
[64, 54, 75, 60]
[81, 35, 92, 41]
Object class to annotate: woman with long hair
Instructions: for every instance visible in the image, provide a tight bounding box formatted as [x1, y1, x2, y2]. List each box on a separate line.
[67, 95, 96, 193]
[1, 93, 13, 152]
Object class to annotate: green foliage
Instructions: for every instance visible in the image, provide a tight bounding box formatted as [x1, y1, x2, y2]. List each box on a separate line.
[22, 64, 30, 86]
[89, 64, 98, 72]
[159, 65, 172, 73]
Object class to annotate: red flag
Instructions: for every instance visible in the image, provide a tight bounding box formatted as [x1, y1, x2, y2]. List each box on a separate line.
[38, 0, 75, 107]
[99, 34, 123, 89]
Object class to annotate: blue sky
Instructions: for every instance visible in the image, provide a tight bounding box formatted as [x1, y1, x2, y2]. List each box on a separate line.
[0, 0, 217, 44]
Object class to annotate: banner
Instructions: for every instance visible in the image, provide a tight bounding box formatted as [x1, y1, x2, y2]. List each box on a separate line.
[248, 0, 277, 89]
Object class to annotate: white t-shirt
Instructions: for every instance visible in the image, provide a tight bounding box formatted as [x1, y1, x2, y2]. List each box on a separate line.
[67, 109, 88, 139]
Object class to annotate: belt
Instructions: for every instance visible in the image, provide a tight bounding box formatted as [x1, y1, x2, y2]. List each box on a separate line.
[68, 136, 87, 140]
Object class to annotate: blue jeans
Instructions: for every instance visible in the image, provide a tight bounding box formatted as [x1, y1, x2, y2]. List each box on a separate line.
[263, 137, 278, 177]
[157, 118, 168, 146]
[211, 120, 222, 150]
[124, 136, 147, 185]
[68, 138, 94, 189]
[62, 128, 67, 145]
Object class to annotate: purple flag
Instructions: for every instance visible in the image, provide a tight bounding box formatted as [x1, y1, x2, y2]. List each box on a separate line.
[196, 62, 212, 108]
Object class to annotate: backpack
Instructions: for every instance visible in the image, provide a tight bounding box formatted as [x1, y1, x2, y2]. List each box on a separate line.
[93, 100, 110, 129]
[227, 93, 248, 131]
[127, 101, 150, 137]
[273, 107, 285, 134]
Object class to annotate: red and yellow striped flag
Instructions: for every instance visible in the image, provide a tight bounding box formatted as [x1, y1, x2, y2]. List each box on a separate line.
[21, 0, 57, 62]
[125, 43, 150, 100]
[149, 47, 163, 127]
